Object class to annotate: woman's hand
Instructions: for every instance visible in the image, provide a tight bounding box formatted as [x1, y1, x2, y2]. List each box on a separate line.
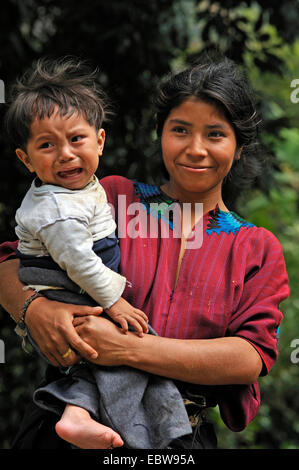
[73, 315, 136, 367]
[25, 296, 103, 367]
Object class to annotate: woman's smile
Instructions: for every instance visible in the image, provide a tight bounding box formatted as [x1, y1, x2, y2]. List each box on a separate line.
[178, 163, 214, 172]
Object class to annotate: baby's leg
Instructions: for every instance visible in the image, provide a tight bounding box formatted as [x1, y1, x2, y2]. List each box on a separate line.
[55, 404, 124, 449]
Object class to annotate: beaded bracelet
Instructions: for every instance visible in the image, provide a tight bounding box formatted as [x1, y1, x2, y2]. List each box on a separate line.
[17, 291, 43, 329]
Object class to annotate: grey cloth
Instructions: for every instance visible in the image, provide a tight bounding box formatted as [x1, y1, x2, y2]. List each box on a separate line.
[19, 266, 192, 449]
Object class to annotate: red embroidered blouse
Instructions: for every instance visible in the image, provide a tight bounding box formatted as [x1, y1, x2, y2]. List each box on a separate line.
[0, 175, 290, 432]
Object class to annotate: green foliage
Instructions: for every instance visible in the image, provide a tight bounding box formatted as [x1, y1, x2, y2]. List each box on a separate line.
[0, 0, 299, 449]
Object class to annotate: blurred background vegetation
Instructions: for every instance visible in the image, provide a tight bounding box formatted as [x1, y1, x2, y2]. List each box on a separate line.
[0, 0, 298, 449]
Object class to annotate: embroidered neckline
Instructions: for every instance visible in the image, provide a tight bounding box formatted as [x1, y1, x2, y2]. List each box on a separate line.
[133, 181, 178, 229]
[206, 207, 255, 235]
[133, 181, 255, 234]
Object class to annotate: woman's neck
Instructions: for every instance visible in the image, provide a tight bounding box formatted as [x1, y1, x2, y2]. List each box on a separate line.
[160, 182, 229, 214]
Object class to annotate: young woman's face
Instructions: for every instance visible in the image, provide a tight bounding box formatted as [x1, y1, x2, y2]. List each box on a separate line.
[16, 107, 105, 190]
[161, 98, 240, 202]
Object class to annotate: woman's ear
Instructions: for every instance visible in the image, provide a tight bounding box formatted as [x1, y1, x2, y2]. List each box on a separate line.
[15, 149, 35, 173]
[97, 128, 106, 157]
[234, 146, 243, 161]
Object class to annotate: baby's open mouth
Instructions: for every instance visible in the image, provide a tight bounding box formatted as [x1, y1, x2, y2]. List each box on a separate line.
[58, 168, 83, 178]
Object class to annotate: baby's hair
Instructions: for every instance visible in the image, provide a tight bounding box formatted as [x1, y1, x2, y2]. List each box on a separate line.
[5, 56, 111, 150]
[154, 50, 272, 208]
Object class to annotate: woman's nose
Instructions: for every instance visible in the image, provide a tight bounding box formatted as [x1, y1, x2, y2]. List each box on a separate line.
[187, 136, 208, 157]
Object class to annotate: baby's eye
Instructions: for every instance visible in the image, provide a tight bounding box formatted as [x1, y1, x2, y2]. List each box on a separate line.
[40, 142, 52, 149]
[72, 135, 84, 142]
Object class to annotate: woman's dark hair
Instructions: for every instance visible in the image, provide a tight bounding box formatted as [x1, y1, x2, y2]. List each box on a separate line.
[5, 56, 111, 151]
[154, 51, 272, 209]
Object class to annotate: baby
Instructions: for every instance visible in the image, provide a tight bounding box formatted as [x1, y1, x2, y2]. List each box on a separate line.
[7, 57, 149, 448]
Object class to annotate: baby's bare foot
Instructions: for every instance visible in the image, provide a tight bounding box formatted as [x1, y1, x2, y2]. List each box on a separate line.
[55, 404, 124, 449]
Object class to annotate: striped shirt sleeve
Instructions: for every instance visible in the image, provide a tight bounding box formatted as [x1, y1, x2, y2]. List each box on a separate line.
[227, 227, 289, 375]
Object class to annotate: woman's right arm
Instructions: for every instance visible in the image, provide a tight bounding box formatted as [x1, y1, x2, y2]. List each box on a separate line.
[0, 259, 32, 321]
[0, 259, 102, 366]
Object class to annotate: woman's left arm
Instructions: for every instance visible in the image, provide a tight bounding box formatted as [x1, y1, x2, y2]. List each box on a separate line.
[73, 315, 262, 385]
[74, 228, 288, 387]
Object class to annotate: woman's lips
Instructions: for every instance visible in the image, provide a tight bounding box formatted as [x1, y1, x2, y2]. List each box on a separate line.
[178, 164, 213, 172]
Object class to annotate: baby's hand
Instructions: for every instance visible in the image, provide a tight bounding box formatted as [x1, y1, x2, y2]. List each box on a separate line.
[105, 297, 149, 337]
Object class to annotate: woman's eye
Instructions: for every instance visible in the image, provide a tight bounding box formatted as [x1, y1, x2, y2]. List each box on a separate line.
[209, 131, 224, 138]
[172, 126, 187, 134]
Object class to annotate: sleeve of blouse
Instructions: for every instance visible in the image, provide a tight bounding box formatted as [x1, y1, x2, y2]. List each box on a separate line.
[100, 175, 123, 205]
[0, 241, 18, 262]
[227, 228, 290, 375]
[100, 175, 134, 227]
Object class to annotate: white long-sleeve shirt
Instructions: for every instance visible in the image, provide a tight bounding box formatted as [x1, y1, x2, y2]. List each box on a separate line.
[15, 176, 126, 309]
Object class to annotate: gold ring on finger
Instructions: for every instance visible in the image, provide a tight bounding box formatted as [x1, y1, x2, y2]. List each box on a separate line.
[62, 347, 72, 359]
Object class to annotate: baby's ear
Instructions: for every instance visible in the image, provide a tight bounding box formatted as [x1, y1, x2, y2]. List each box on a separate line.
[15, 149, 35, 173]
[97, 128, 106, 157]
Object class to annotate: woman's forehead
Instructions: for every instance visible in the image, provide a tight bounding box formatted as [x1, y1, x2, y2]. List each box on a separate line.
[167, 97, 232, 125]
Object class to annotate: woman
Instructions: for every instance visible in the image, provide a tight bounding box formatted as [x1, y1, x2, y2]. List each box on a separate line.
[0, 53, 289, 449]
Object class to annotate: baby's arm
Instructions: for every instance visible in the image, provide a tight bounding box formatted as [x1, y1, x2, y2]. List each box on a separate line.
[105, 297, 148, 337]
[38, 218, 126, 309]
[40, 219, 149, 336]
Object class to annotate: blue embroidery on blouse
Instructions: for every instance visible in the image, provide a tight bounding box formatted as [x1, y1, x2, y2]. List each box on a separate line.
[206, 207, 255, 235]
[133, 181, 178, 230]
[134, 181, 255, 235]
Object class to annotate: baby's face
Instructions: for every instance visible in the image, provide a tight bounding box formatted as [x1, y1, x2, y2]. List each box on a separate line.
[16, 106, 105, 190]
